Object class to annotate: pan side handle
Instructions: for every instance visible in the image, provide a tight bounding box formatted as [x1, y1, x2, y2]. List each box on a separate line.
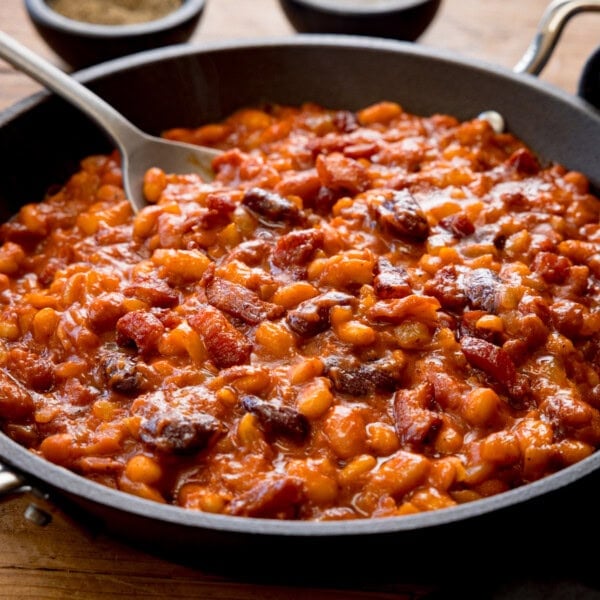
[514, 0, 600, 109]
[0, 461, 29, 498]
[514, 0, 600, 75]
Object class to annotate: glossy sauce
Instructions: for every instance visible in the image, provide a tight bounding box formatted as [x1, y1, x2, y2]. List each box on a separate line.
[0, 101, 598, 520]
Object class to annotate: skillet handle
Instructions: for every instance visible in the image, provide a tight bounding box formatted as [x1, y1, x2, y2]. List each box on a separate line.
[0, 461, 29, 498]
[514, 0, 600, 108]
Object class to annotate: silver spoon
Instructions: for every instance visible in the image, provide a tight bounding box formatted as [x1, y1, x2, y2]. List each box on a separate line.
[0, 30, 221, 213]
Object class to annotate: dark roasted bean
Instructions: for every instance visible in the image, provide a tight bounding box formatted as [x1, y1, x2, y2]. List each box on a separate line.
[100, 350, 142, 395]
[140, 410, 224, 454]
[242, 187, 302, 224]
[286, 291, 355, 337]
[324, 355, 403, 396]
[242, 395, 309, 442]
[376, 189, 429, 241]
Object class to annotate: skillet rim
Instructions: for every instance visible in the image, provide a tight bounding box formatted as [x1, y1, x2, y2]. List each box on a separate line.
[0, 34, 599, 539]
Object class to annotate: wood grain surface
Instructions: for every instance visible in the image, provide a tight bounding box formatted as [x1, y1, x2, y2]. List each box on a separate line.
[0, 1, 599, 598]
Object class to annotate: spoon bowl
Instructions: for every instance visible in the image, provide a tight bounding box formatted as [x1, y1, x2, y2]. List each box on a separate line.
[0, 30, 220, 213]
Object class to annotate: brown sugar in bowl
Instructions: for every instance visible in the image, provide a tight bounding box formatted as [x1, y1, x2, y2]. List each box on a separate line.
[24, 0, 206, 70]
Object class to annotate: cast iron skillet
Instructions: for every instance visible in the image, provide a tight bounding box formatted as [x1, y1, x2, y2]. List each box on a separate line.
[0, 5, 600, 586]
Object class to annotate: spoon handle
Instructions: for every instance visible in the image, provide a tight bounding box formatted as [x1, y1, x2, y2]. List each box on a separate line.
[0, 30, 144, 151]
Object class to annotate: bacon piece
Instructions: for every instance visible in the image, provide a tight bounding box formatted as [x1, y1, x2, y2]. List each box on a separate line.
[188, 304, 252, 368]
[393, 382, 441, 447]
[87, 292, 127, 333]
[373, 257, 412, 299]
[271, 228, 324, 280]
[438, 212, 475, 238]
[315, 152, 370, 195]
[205, 274, 284, 325]
[460, 335, 528, 400]
[423, 265, 467, 311]
[124, 278, 179, 308]
[116, 310, 165, 354]
[369, 295, 441, 325]
[227, 475, 305, 518]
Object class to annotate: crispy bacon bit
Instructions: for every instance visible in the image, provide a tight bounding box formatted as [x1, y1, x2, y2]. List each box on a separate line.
[271, 229, 324, 280]
[87, 292, 127, 333]
[188, 304, 252, 368]
[227, 475, 305, 518]
[315, 152, 370, 195]
[375, 189, 429, 241]
[225, 239, 272, 266]
[393, 382, 442, 446]
[369, 294, 441, 325]
[116, 310, 165, 354]
[124, 278, 179, 308]
[423, 265, 467, 311]
[460, 335, 528, 400]
[286, 291, 355, 337]
[532, 252, 572, 284]
[242, 394, 309, 442]
[242, 187, 302, 224]
[439, 212, 475, 238]
[507, 147, 540, 174]
[373, 257, 412, 299]
[205, 273, 284, 325]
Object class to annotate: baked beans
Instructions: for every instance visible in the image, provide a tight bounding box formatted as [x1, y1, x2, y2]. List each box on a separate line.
[0, 101, 599, 520]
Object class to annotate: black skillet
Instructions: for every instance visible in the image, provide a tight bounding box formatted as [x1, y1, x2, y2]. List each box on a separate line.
[0, 1, 599, 586]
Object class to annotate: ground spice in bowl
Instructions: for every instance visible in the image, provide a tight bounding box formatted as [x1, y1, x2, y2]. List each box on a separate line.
[47, 0, 184, 26]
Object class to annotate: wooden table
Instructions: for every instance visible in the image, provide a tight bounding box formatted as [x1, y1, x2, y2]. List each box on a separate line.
[0, 1, 599, 598]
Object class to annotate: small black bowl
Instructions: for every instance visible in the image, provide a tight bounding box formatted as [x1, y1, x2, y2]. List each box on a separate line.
[24, 0, 206, 70]
[278, 0, 442, 41]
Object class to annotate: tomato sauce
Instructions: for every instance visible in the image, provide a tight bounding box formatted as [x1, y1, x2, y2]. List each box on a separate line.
[0, 101, 598, 520]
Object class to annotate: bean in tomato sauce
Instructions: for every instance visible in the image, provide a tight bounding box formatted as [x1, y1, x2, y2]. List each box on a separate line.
[0, 101, 599, 520]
